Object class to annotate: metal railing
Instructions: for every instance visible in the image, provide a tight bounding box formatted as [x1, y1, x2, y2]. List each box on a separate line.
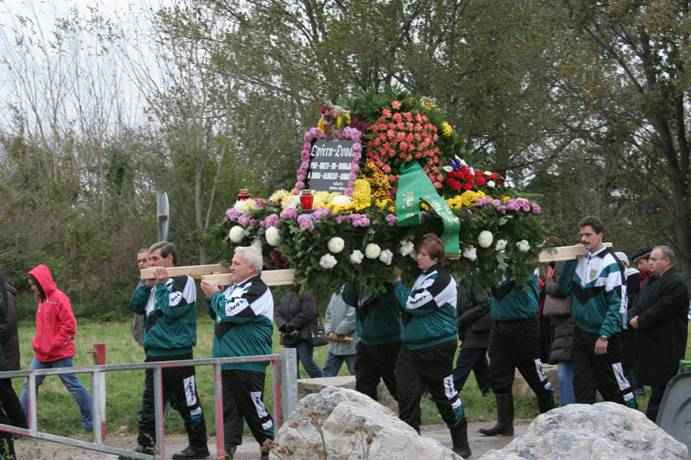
[0, 349, 298, 459]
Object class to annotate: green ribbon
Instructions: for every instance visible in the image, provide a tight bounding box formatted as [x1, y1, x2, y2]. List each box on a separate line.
[395, 161, 460, 257]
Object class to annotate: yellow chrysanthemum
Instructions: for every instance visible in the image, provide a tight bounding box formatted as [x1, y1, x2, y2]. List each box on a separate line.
[441, 121, 454, 138]
[335, 111, 351, 129]
[269, 189, 291, 204]
[447, 190, 487, 210]
[500, 195, 511, 203]
[314, 191, 334, 209]
[328, 194, 354, 214]
[317, 117, 328, 133]
[375, 198, 394, 212]
[352, 179, 372, 211]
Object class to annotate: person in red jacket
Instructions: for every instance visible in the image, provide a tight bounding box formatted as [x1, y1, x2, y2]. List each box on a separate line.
[19, 264, 93, 432]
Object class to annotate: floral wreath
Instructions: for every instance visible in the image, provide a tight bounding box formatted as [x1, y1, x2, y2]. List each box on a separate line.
[293, 127, 363, 196]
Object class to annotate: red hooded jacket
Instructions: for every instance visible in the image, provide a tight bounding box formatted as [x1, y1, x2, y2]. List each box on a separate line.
[28, 265, 76, 362]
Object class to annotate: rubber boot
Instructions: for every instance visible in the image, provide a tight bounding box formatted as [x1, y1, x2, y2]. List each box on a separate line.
[479, 393, 514, 436]
[450, 418, 472, 458]
[537, 391, 555, 413]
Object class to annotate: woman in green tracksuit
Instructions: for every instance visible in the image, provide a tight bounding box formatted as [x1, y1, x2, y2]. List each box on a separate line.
[393, 234, 470, 459]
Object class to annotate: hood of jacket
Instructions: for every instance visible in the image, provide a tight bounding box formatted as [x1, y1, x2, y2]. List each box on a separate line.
[28, 264, 57, 297]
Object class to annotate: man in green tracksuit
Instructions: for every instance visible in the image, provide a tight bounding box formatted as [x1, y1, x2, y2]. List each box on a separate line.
[479, 276, 554, 437]
[343, 283, 401, 401]
[201, 245, 274, 460]
[558, 216, 636, 407]
[124, 241, 209, 460]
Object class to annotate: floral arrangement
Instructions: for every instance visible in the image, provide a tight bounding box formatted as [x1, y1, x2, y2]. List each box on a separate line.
[219, 93, 545, 292]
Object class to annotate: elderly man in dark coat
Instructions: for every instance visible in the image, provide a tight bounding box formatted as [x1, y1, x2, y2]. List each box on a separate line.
[629, 245, 689, 422]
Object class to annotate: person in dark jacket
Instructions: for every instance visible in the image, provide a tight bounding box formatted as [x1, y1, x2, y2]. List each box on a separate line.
[479, 276, 554, 437]
[275, 288, 323, 378]
[343, 283, 401, 402]
[543, 263, 576, 406]
[453, 276, 491, 394]
[0, 275, 27, 460]
[124, 242, 209, 460]
[393, 234, 470, 458]
[629, 245, 689, 422]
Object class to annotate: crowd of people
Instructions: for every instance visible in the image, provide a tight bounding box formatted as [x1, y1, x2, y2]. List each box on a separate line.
[0, 213, 687, 460]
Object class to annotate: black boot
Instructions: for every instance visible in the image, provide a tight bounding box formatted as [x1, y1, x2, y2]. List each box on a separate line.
[479, 393, 514, 436]
[450, 418, 472, 458]
[537, 391, 554, 413]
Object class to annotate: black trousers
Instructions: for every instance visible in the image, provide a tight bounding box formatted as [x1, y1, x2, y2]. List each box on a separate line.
[395, 340, 464, 432]
[646, 385, 667, 423]
[488, 319, 552, 397]
[355, 341, 400, 401]
[572, 328, 636, 407]
[137, 354, 207, 449]
[453, 347, 490, 392]
[222, 370, 274, 448]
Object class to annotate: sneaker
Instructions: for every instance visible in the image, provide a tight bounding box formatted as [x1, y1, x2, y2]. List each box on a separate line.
[171, 445, 210, 459]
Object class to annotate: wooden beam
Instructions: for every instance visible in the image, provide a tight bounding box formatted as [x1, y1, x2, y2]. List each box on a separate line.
[140, 264, 228, 280]
[201, 269, 296, 287]
[538, 242, 612, 263]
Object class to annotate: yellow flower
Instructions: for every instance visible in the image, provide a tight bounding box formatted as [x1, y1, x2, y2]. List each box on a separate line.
[447, 190, 487, 210]
[500, 195, 511, 203]
[317, 117, 328, 133]
[269, 189, 291, 204]
[441, 121, 454, 138]
[335, 111, 351, 129]
[352, 179, 372, 210]
[375, 198, 394, 211]
[328, 194, 353, 214]
[314, 191, 333, 209]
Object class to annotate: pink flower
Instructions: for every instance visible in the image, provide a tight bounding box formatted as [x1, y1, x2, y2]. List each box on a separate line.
[263, 213, 280, 227]
[297, 214, 315, 231]
[280, 208, 298, 220]
[238, 215, 251, 226]
[391, 100, 402, 110]
[385, 214, 397, 226]
[531, 203, 542, 214]
[225, 208, 241, 221]
[313, 208, 330, 220]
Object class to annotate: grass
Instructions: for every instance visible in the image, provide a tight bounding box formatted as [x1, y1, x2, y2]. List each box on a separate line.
[14, 317, 685, 436]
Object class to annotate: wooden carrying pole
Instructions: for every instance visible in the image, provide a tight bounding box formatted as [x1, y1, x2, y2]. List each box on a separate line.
[537, 242, 612, 263]
[140, 265, 295, 287]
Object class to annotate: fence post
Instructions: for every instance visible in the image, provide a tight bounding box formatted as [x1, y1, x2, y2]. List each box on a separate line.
[91, 343, 107, 442]
[280, 348, 298, 422]
[213, 363, 225, 460]
[153, 367, 166, 460]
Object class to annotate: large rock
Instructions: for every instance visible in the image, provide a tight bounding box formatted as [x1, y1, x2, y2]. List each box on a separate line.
[479, 402, 688, 460]
[271, 386, 460, 460]
[298, 376, 398, 412]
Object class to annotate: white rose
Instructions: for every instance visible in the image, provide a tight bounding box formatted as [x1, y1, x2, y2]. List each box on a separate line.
[265, 226, 281, 246]
[400, 240, 415, 257]
[495, 239, 508, 251]
[350, 250, 364, 264]
[379, 249, 394, 266]
[516, 240, 531, 253]
[463, 245, 477, 261]
[234, 198, 257, 213]
[319, 253, 338, 269]
[478, 230, 494, 248]
[487, 180, 496, 188]
[328, 237, 345, 254]
[228, 225, 246, 243]
[365, 243, 381, 259]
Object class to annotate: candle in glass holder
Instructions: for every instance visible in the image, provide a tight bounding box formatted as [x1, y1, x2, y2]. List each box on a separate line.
[237, 188, 251, 200]
[300, 190, 314, 210]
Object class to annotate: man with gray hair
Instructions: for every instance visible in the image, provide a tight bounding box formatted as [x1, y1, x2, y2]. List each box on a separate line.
[629, 245, 689, 422]
[201, 245, 274, 460]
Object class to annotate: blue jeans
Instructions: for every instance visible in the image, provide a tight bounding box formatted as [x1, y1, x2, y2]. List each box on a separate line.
[295, 341, 323, 378]
[19, 357, 93, 431]
[558, 362, 575, 406]
[322, 352, 356, 377]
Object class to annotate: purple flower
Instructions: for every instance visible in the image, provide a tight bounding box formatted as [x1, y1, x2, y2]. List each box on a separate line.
[249, 219, 258, 227]
[385, 214, 397, 226]
[350, 214, 370, 227]
[225, 208, 241, 221]
[238, 215, 251, 226]
[297, 214, 315, 231]
[280, 207, 298, 220]
[263, 213, 280, 228]
[531, 203, 542, 214]
[335, 215, 348, 224]
[313, 208, 330, 220]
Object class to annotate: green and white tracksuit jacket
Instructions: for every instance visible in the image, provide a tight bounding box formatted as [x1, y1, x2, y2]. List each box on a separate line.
[394, 265, 458, 350]
[208, 275, 274, 374]
[129, 276, 198, 358]
[559, 246, 625, 338]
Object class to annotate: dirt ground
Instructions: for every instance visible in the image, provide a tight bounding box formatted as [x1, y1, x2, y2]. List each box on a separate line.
[13, 421, 526, 459]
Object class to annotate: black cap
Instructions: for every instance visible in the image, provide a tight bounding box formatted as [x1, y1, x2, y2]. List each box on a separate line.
[631, 247, 652, 262]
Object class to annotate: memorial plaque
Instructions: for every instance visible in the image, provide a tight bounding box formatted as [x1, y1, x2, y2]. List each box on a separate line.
[306, 139, 356, 193]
